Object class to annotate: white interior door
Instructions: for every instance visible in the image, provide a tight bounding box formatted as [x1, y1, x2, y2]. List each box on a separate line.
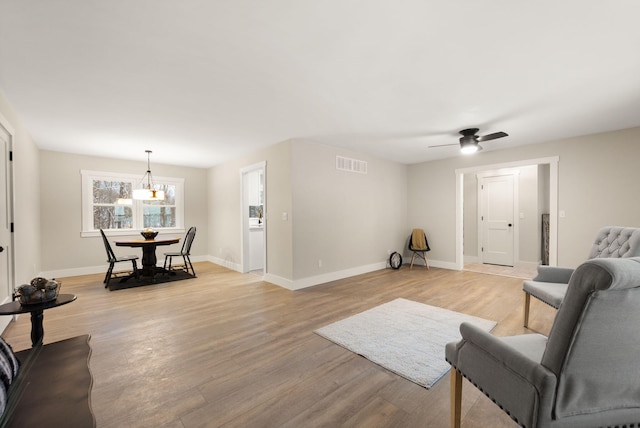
[480, 174, 515, 266]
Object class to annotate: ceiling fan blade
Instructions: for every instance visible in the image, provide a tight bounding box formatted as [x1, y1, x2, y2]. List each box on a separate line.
[477, 132, 508, 142]
[428, 143, 459, 148]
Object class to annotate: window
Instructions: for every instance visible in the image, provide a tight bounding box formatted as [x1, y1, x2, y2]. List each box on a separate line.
[142, 183, 177, 228]
[81, 170, 184, 237]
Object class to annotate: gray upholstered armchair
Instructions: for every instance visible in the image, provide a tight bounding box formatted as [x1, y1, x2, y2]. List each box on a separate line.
[446, 257, 640, 428]
[523, 226, 640, 327]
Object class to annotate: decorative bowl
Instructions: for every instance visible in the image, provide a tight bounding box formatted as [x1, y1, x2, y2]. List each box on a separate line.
[141, 228, 158, 240]
[15, 277, 60, 305]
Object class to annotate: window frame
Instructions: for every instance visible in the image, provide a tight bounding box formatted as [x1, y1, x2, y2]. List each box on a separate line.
[81, 170, 185, 237]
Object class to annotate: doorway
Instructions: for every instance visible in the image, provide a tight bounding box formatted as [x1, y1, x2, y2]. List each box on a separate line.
[0, 114, 15, 332]
[478, 172, 518, 266]
[455, 156, 559, 271]
[240, 162, 266, 275]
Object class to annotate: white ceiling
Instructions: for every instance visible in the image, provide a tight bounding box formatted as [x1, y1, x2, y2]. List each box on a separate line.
[1, 1, 639, 168]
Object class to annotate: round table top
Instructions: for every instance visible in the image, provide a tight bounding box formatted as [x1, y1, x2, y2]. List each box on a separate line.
[115, 237, 179, 247]
[0, 293, 77, 315]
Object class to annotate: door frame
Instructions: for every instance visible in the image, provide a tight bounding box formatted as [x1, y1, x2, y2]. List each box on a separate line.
[240, 161, 266, 274]
[477, 170, 519, 266]
[455, 156, 559, 270]
[0, 112, 16, 333]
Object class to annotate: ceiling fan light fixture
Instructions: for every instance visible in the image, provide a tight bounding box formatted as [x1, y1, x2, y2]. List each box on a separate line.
[427, 127, 506, 154]
[460, 142, 481, 154]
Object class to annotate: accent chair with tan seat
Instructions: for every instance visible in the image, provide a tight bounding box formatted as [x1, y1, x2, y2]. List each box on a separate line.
[522, 226, 640, 327]
[408, 228, 430, 269]
[447, 257, 640, 428]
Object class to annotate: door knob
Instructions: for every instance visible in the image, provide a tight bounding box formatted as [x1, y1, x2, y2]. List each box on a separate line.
[0, 246, 4, 252]
[508, 224, 513, 227]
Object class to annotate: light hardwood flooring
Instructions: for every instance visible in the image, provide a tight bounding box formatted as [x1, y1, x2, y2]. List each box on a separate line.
[463, 262, 537, 280]
[2, 262, 556, 427]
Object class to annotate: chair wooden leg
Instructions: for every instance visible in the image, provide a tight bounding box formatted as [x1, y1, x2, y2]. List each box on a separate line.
[523, 291, 531, 328]
[184, 255, 195, 276]
[451, 368, 462, 428]
[132, 260, 139, 280]
[163, 256, 172, 275]
[410, 251, 429, 269]
[190, 256, 196, 276]
[422, 253, 429, 270]
[187, 256, 195, 276]
[104, 262, 115, 288]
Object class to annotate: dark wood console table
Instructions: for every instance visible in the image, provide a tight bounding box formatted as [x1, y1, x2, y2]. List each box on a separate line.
[0, 293, 77, 347]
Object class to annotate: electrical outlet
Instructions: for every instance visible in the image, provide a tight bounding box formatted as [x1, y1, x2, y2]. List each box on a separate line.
[318, 259, 323, 268]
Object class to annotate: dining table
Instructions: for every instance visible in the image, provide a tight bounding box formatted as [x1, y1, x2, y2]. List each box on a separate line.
[115, 237, 179, 280]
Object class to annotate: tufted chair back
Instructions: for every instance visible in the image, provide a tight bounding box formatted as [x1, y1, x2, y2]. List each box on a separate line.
[541, 258, 640, 420]
[587, 226, 640, 259]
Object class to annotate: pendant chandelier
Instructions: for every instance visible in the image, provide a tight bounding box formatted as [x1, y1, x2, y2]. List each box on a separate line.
[132, 150, 165, 201]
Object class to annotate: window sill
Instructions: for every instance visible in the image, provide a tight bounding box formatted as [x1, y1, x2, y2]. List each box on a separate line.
[81, 228, 186, 238]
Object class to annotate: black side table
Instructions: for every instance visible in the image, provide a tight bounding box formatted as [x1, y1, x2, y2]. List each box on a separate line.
[0, 294, 76, 347]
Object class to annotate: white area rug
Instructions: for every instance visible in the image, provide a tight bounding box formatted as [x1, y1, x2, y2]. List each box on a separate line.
[315, 298, 496, 388]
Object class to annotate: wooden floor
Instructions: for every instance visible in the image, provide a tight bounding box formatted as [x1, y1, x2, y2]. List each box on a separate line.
[463, 262, 537, 280]
[2, 263, 556, 428]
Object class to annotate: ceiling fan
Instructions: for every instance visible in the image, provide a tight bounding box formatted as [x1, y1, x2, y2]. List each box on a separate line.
[429, 128, 509, 154]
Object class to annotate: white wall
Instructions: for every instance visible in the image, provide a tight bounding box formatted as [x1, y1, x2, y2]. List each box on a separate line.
[39, 150, 209, 277]
[462, 173, 478, 259]
[407, 156, 459, 266]
[291, 140, 407, 282]
[409, 126, 640, 269]
[208, 140, 294, 281]
[208, 139, 407, 289]
[0, 90, 41, 285]
[518, 165, 540, 263]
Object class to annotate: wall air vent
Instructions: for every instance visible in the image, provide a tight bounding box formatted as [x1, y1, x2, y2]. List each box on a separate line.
[336, 156, 368, 174]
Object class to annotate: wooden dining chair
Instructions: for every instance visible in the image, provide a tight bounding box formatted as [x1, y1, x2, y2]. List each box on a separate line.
[100, 229, 139, 287]
[163, 226, 197, 276]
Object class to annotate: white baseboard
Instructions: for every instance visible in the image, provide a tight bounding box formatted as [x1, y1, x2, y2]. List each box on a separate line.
[206, 258, 389, 291]
[424, 259, 459, 270]
[515, 260, 540, 269]
[262, 273, 294, 289]
[38, 256, 461, 292]
[206, 255, 242, 273]
[40, 264, 108, 280]
[280, 259, 459, 290]
[285, 261, 388, 290]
